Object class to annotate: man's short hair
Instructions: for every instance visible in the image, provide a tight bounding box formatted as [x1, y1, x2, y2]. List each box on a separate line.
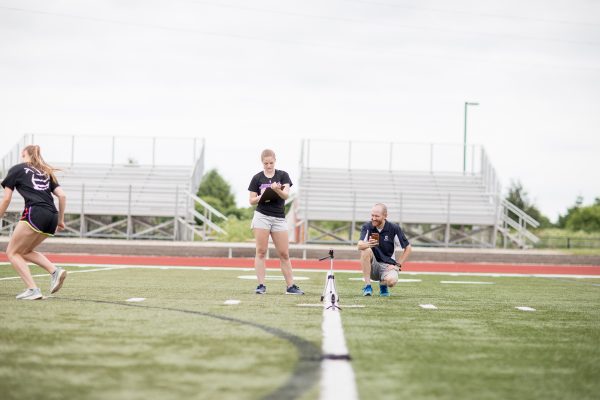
[373, 203, 388, 215]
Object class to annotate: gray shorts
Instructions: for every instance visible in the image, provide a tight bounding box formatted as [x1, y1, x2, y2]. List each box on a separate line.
[371, 257, 399, 282]
[251, 211, 288, 232]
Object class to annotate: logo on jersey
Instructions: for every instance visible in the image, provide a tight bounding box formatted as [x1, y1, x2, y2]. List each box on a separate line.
[24, 167, 50, 191]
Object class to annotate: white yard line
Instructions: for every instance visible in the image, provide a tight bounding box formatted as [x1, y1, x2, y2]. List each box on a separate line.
[321, 306, 359, 400]
[2, 263, 597, 279]
[0, 267, 120, 281]
[440, 281, 495, 285]
[320, 273, 359, 400]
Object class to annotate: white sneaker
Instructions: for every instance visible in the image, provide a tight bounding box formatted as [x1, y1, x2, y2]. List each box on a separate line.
[16, 288, 43, 300]
[50, 268, 67, 294]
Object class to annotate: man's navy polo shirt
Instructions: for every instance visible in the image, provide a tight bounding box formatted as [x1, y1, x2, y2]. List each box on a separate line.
[359, 220, 410, 265]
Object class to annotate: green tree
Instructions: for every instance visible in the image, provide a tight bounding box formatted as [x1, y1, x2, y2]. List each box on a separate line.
[197, 169, 236, 213]
[564, 202, 600, 233]
[196, 169, 255, 220]
[557, 195, 584, 228]
[505, 180, 552, 228]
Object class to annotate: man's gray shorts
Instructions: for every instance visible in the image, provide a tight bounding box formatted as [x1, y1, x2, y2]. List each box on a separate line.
[251, 211, 288, 232]
[371, 257, 399, 282]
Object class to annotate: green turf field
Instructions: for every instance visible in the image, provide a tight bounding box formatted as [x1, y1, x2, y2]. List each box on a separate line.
[1, 264, 599, 400]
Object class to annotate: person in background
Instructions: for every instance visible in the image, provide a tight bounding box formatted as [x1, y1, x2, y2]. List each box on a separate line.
[0, 145, 67, 300]
[248, 149, 304, 295]
[357, 203, 411, 297]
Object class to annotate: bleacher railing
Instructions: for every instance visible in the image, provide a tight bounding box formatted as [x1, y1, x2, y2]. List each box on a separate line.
[300, 139, 501, 194]
[1, 133, 204, 171]
[1, 134, 228, 241]
[297, 139, 541, 248]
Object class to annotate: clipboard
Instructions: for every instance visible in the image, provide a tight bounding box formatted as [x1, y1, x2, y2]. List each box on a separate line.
[259, 187, 280, 204]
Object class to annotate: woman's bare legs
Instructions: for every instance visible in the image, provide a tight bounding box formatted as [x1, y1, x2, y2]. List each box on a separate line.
[5, 222, 47, 288]
[253, 228, 271, 285]
[270, 230, 294, 287]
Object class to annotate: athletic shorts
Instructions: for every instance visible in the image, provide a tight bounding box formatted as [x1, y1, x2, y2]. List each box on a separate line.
[370, 257, 399, 282]
[251, 211, 288, 232]
[20, 206, 58, 236]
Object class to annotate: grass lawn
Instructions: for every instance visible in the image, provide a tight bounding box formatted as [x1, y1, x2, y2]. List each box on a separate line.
[1, 264, 599, 400]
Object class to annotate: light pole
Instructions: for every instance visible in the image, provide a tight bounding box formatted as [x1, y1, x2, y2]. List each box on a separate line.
[463, 101, 479, 174]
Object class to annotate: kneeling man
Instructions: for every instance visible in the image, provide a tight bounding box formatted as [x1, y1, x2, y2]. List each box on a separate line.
[358, 203, 412, 297]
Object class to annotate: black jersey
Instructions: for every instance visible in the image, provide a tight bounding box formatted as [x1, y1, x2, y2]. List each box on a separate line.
[248, 169, 292, 218]
[360, 220, 410, 265]
[1, 163, 59, 212]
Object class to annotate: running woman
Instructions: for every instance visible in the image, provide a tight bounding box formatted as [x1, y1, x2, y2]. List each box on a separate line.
[0, 145, 67, 300]
[248, 149, 304, 295]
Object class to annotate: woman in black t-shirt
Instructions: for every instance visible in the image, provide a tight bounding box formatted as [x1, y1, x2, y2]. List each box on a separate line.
[248, 149, 303, 295]
[0, 145, 68, 300]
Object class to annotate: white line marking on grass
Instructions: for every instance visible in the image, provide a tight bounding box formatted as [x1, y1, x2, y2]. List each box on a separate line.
[440, 281, 495, 285]
[321, 307, 358, 400]
[126, 298, 146, 302]
[17, 263, 596, 279]
[237, 275, 310, 281]
[320, 275, 358, 400]
[419, 304, 438, 310]
[347, 277, 421, 282]
[224, 299, 241, 305]
[404, 271, 600, 279]
[516, 306, 536, 311]
[298, 304, 366, 308]
[0, 267, 119, 281]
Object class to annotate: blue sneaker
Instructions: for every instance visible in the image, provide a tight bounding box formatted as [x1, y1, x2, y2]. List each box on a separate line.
[379, 284, 390, 297]
[255, 284, 266, 294]
[286, 284, 304, 295]
[362, 284, 373, 296]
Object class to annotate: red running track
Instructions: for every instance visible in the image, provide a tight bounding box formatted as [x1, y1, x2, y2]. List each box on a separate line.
[1, 253, 599, 276]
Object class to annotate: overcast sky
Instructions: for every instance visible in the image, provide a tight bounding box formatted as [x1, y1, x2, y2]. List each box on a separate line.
[1, 0, 599, 222]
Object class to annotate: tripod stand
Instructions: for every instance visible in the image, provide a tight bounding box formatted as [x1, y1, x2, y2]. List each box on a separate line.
[319, 249, 341, 311]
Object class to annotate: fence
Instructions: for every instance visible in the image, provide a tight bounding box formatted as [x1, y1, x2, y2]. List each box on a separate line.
[535, 236, 600, 249]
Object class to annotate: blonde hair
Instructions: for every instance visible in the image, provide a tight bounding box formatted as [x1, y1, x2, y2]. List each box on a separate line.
[261, 149, 276, 161]
[22, 145, 59, 183]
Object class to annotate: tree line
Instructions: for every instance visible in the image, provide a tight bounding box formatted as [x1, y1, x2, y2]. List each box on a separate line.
[506, 181, 600, 232]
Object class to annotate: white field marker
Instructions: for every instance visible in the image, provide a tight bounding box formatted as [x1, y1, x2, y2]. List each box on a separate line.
[516, 306, 536, 311]
[126, 298, 146, 302]
[440, 281, 495, 285]
[224, 299, 241, 305]
[419, 304, 438, 310]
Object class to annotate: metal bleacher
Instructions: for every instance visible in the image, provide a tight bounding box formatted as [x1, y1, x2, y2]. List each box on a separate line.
[292, 139, 539, 248]
[0, 134, 226, 240]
